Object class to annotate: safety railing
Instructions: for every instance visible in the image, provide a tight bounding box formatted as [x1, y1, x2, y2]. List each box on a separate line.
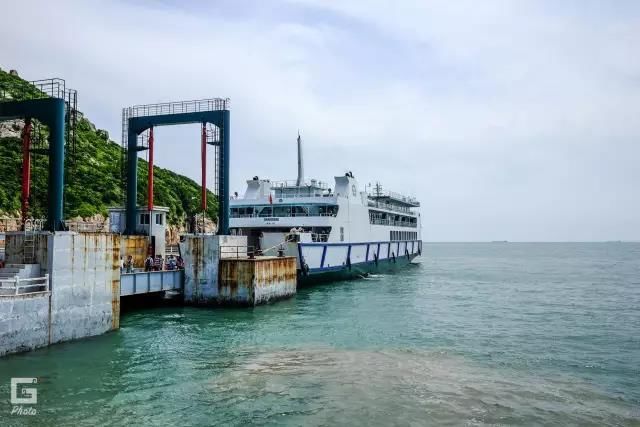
[165, 245, 180, 257]
[271, 179, 329, 189]
[311, 233, 330, 242]
[231, 212, 337, 219]
[125, 98, 230, 119]
[273, 192, 329, 199]
[120, 270, 182, 296]
[368, 190, 420, 206]
[24, 218, 45, 232]
[368, 200, 416, 214]
[220, 245, 254, 259]
[65, 221, 107, 233]
[0, 274, 49, 296]
[369, 217, 418, 228]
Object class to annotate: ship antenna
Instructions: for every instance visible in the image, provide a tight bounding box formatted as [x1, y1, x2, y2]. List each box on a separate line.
[296, 130, 304, 186]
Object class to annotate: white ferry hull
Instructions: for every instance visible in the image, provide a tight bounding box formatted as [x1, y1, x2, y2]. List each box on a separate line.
[296, 239, 422, 285]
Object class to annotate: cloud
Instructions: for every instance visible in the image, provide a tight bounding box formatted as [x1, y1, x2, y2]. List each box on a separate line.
[1, 0, 638, 240]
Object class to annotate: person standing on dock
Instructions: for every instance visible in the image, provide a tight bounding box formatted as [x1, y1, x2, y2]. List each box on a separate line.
[126, 255, 134, 273]
[144, 255, 153, 272]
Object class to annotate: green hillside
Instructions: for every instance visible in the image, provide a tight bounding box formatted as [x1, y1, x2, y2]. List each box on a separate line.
[0, 69, 217, 226]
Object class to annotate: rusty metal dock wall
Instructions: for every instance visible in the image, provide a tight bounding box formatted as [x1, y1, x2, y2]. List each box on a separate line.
[180, 235, 297, 306]
[219, 256, 297, 306]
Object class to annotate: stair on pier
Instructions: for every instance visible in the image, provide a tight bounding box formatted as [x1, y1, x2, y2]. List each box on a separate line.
[0, 263, 44, 295]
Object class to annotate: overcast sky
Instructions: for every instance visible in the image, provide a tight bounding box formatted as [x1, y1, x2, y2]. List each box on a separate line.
[1, 0, 638, 241]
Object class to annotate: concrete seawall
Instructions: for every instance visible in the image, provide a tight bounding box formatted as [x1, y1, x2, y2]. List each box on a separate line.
[0, 232, 120, 356]
[1, 232, 298, 357]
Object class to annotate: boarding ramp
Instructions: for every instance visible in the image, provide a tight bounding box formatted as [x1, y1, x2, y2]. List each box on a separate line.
[120, 270, 183, 296]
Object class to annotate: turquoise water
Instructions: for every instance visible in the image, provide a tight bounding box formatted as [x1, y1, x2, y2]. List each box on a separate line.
[1, 242, 639, 426]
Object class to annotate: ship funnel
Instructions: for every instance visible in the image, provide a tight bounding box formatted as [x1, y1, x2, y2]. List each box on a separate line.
[296, 131, 304, 186]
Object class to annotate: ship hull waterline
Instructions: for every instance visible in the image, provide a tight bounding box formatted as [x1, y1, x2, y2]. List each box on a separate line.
[297, 252, 420, 286]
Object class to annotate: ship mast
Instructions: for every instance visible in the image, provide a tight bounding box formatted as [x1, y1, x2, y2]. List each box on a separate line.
[296, 131, 304, 186]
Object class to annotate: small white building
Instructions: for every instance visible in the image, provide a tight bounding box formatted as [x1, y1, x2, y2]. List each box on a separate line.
[108, 206, 169, 257]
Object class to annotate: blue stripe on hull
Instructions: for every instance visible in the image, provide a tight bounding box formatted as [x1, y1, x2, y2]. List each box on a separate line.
[298, 252, 419, 286]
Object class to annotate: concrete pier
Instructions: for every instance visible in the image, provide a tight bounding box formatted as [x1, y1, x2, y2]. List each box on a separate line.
[219, 256, 297, 305]
[1, 231, 298, 357]
[180, 234, 297, 306]
[0, 232, 121, 356]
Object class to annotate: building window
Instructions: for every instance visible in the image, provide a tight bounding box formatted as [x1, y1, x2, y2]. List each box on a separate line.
[139, 213, 150, 225]
[155, 214, 163, 225]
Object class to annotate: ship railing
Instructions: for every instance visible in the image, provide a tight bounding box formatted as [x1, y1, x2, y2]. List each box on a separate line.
[368, 190, 420, 206]
[271, 179, 328, 189]
[231, 212, 337, 219]
[273, 192, 328, 199]
[369, 218, 418, 228]
[311, 233, 330, 242]
[368, 201, 415, 214]
[220, 245, 288, 259]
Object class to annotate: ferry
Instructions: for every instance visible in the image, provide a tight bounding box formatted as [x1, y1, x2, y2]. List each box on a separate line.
[229, 134, 422, 284]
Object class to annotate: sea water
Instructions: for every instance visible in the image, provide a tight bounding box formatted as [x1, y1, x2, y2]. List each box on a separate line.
[0, 243, 638, 425]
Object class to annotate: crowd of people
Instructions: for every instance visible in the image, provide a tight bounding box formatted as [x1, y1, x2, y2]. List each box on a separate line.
[120, 254, 184, 273]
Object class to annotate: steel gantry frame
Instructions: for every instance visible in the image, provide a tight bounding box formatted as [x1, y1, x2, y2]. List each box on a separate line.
[0, 77, 78, 231]
[121, 98, 230, 235]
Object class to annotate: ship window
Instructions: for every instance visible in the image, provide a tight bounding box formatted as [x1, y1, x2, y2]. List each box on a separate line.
[259, 207, 273, 217]
[340, 227, 344, 242]
[293, 206, 308, 217]
[274, 206, 289, 217]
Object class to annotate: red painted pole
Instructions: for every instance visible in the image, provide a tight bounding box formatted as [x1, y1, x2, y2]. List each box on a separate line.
[148, 126, 154, 212]
[201, 123, 207, 212]
[21, 118, 32, 226]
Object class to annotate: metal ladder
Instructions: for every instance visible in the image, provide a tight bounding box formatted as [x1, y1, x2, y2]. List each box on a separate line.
[23, 219, 42, 264]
